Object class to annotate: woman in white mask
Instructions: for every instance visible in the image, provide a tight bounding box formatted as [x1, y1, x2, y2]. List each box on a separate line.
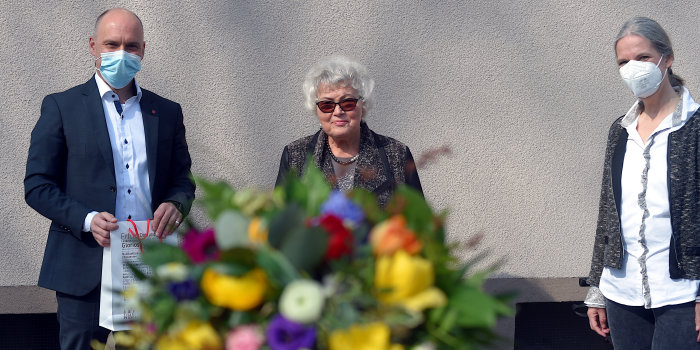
[584, 17, 700, 349]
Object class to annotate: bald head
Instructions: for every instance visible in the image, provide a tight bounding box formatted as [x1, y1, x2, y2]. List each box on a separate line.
[94, 8, 144, 42]
[89, 7, 146, 73]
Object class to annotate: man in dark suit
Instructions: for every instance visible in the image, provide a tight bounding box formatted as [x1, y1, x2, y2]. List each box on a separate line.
[24, 8, 195, 349]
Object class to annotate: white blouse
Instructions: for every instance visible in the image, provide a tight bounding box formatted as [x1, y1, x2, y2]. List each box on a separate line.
[599, 87, 700, 308]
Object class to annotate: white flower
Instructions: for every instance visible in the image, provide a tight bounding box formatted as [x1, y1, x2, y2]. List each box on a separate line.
[156, 262, 188, 281]
[411, 342, 437, 350]
[279, 279, 325, 324]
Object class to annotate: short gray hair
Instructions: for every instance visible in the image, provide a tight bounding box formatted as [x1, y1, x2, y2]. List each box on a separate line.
[303, 56, 375, 117]
[615, 17, 684, 87]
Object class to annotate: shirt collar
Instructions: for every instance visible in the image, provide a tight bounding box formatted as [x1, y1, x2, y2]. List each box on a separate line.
[94, 73, 142, 103]
[620, 86, 698, 129]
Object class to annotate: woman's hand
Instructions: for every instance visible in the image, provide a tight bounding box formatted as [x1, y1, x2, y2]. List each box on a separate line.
[695, 302, 700, 342]
[587, 307, 610, 337]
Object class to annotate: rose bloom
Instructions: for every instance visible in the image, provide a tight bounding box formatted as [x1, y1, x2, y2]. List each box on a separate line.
[318, 213, 353, 260]
[226, 324, 265, 350]
[370, 215, 422, 256]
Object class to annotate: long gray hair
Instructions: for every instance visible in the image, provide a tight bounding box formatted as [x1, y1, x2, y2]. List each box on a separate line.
[615, 17, 684, 87]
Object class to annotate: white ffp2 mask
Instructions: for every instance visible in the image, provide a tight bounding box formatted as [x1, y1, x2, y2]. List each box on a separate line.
[619, 55, 667, 98]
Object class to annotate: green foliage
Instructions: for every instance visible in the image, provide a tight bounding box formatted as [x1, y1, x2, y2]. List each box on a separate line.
[140, 241, 189, 269]
[117, 163, 513, 350]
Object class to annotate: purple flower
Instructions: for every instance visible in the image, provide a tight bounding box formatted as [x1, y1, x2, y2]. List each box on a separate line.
[167, 279, 199, 301]
[182, 228, 220, 263]
[320, 191, 365, 227]
[265, 314, 316, 350]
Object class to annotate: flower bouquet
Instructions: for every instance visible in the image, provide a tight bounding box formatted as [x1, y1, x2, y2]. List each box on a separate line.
[113, 163, 512, 350]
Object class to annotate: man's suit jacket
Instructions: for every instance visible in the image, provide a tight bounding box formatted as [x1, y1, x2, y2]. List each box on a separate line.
[24, 78, 195, 296]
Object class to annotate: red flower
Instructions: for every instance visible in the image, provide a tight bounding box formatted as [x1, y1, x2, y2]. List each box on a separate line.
[182, 228, 220, 263]
[318, 214, 353, 260]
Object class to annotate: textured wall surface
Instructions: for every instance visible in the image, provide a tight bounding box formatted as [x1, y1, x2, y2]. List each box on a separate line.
[3, 1, 700, 297]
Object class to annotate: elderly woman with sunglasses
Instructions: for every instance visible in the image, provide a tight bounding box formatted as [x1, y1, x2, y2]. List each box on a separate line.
[275, 56, 422, 207]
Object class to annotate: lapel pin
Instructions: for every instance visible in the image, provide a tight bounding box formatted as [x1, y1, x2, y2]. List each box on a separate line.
[151, 109, 157, 115]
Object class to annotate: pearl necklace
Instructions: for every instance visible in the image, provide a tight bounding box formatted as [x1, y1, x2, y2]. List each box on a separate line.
[327, 141, 359, 165]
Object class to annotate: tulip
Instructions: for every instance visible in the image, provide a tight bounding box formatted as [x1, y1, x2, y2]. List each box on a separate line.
[374, 250, 446, 312]
[180, 321, 222, 350]
[201, 268, 267, 311]
[328, 322, 404, 350]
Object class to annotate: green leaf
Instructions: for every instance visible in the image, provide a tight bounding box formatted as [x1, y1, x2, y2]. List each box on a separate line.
[152, 296, 177, 333]
[449, 287, 512, 328]
[141, 241, 189, 269]
[267, 205, 305, 248]
[296, 158, 331, 215]
[280, 226, 328, 273]
[390, 185, 434, 234]
[217, 247, 257, 269]
[228, 311, 255, 328]
[126, 263, 148, 280]
[214, 210, 250, 249]
[256, 247, 299, 287]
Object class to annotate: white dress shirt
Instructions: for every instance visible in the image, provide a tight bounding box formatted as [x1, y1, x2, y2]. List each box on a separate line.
[599, 87, 700, 308]
[83, 74, 152, 231]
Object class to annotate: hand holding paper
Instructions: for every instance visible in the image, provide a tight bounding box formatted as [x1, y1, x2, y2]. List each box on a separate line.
[99, 220, 178, 331]
[90, 212, 119, 247]
[152, 201, 182, 238]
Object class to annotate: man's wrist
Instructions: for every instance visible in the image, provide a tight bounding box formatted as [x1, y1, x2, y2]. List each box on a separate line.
[165, 200, 184, 215]
[83, 211, 99, 232]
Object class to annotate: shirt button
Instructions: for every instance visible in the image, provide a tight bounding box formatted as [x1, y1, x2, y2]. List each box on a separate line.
[126, 164, 129, 169]
[128, 215, 132, 219]
[128, 189, 131, 194]
[124, 139, 128, 144]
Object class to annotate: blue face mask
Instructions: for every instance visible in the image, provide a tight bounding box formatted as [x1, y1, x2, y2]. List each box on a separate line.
[98, 50, 142, 89]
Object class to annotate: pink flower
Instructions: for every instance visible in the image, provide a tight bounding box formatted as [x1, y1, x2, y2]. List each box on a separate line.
[182, 228, 220, 263]
[226, 325, 265, 350]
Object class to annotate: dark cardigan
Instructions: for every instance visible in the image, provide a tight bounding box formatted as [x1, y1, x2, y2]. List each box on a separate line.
[275, 122, 423, 207]
[587, 109, 700, 288]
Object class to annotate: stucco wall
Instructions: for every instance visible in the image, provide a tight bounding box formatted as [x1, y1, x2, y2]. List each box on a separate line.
[3, 0, 700, 304]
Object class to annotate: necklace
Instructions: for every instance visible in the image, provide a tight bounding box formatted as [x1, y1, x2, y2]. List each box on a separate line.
[327, 141, 359, 165]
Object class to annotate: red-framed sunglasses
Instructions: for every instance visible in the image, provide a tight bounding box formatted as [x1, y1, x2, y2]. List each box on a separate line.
[315, 98, 362, 113]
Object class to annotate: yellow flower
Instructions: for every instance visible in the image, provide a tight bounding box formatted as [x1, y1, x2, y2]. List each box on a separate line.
[155, 334, 189, 350]
[180, 321, 222, 350]
[201, 267, 267, 311]
[374, 250, 447, 312]
[248, 217, 268, 244]
[370, 215, 422, 256]
[329, 322, 405, 350]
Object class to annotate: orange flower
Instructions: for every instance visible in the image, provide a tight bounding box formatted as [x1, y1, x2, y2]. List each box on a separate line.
[370, 215, 422, 256]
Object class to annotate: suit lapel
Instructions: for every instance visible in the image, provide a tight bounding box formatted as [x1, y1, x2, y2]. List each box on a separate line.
[82, 79, 116, 183]
[139, 91, 159, 192]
